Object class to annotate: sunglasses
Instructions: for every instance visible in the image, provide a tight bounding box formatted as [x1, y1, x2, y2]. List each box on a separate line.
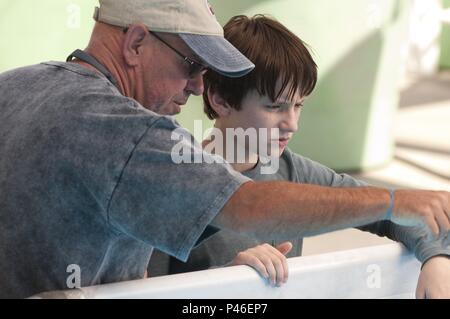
[149, 31, 208, 78]
[123, 27, 208, 78]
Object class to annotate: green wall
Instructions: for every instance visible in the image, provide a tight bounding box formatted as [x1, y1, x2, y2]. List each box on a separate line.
[178, 0, 412, 171]
[0, 0, 94, 72]
[440, 0, 450, 69]
[0, 0, 413, 171]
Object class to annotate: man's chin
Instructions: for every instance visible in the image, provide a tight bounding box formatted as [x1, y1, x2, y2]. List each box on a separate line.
[161, 110, 179, 116]
[143, 101, 182, 116]
[168, 102, 183, 116]
[155, 105, 182, 116]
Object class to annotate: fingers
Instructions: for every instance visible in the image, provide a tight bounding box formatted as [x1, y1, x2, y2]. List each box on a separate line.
[424, 216, 440, 241]
[432, 193, 450, 238]
[257, 244, 285, 286]
[395, 190, 450, 239]
[435, 209, 450, 239]
[444, 210, 450, 243]
[275, 241, 293, 281]
[262, 254, 280, 286]
[424, 193, 450, 240]
[443, 200, 450, 238]
[276, 241, 293, 255]
[232, 243, 291, 287]
[239, 254, 270, 280]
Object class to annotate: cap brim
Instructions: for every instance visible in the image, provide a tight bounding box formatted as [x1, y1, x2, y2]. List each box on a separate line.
[179, 34, 255, 78]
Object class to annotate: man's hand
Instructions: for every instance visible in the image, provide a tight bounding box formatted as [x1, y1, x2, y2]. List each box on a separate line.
[392, 190, 450, 239]
[416, 256, 450, 299]
[228, 242, 293, 287]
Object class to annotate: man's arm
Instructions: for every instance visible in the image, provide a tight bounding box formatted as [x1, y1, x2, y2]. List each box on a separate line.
[212, 181, 450, 240]
[285, 152, 450, 298]
[286, 151, 450, 260]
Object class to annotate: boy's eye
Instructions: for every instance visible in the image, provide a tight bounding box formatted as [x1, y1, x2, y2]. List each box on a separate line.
[265, 103, 304, 110]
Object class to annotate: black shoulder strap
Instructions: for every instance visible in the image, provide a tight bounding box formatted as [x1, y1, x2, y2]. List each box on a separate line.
[67, 49, 118, 87]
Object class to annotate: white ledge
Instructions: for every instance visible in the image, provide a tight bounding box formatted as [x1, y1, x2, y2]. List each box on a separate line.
[31, 243, 421, 299]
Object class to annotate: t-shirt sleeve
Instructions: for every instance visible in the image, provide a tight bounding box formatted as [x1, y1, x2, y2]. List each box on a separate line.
[107, 117, 251, 262]
[287, 150, 368, 187]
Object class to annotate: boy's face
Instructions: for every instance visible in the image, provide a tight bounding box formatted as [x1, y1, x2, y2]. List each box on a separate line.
[222, 84, 304, 156]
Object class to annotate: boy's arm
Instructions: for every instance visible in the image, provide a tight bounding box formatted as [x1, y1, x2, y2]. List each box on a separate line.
[417, 256, 450, 299]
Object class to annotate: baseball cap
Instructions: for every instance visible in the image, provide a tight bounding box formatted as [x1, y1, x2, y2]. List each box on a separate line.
[93, 0, 255, 78]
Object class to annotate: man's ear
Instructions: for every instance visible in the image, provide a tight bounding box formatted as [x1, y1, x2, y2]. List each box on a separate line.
[207, 88, 232, 118]
[122, 24, 148, 66]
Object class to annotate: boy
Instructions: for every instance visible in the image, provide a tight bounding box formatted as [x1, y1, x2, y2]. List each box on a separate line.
[149, 15, 450, 296]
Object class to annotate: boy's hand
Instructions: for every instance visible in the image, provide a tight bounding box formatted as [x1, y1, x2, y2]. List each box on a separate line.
[229, 242, 293, 287]
[416, 256, 450, 299]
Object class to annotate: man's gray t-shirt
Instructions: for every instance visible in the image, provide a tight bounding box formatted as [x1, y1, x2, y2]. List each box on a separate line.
[0, 62, 250, 298]
[149, 148, 450, 276]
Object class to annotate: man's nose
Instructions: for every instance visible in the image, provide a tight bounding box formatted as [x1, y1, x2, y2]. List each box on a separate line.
[185, 73, 204, 96]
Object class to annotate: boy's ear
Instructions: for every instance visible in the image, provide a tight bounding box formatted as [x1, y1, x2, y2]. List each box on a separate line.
[207, 88, 231, 118]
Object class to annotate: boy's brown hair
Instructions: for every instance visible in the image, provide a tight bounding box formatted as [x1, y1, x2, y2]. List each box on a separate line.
[203, 15, 318, 119]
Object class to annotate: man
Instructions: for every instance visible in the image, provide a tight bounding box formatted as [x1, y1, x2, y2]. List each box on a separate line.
[149, 15, 450, 298]
[0, 0, 448, 298]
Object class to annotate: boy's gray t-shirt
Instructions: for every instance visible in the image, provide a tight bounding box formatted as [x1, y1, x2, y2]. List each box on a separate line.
[149, 148, 450, 276]
[0, 62, 250, 298]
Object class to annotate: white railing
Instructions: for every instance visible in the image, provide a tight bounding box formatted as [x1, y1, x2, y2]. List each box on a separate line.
[31, 243, 421, 299]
